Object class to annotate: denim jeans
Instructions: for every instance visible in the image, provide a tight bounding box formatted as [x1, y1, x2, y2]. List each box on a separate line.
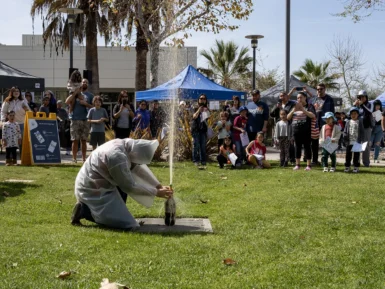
[234, 140, 246, 164]
[371, 125, 383, 160]
[192, 131, 207, 165]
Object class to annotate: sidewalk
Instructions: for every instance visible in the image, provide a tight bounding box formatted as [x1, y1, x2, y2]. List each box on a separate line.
[265, 147, 385, 167]
[0, 146, 93, 166]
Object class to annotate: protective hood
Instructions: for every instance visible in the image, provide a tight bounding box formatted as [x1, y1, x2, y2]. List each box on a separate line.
[125, 139, 159, 164]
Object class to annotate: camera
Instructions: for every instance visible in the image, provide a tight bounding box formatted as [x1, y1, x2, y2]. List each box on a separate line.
[278, 99, 283, 104]
[295, 87, 303, 91]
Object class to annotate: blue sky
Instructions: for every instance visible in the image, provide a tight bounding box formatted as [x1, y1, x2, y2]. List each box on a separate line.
[1, 0, 384, 80]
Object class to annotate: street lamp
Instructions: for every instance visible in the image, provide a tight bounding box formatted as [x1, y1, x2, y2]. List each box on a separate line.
[245, 35, 264, 90]
[285, 0, 291, 93]
[58, 7, 83, 71]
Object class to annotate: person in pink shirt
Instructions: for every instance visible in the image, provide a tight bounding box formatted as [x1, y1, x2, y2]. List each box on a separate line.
[319, 112, 341, 172]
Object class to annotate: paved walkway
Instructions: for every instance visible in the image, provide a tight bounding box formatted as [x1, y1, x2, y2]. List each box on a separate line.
[0, 146, 384, 167]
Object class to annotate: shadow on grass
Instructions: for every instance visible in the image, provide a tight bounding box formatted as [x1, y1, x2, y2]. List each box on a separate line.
[0, 182, 41, 203]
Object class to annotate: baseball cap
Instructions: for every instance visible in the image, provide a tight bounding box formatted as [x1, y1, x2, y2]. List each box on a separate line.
[251, 90, 260, 95]
[357, 90, 367, 96]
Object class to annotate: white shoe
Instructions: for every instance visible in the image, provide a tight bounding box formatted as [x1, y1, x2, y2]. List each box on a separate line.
[344, 167, 350, 173]
[329, 167, 336, 173]
[352, 167, 359, 173]
[323, 167, 328, 172]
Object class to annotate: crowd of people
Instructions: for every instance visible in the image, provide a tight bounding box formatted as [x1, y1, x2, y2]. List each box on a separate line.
[1, 81, 384, 173]
[213, 84, 385, 172]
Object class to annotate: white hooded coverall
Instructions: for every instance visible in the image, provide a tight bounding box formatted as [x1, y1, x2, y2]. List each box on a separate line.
[74, 138, 161, 229]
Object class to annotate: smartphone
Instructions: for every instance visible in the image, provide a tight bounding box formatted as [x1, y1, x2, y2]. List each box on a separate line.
[122, 99, 128, 106]
[278, 99, 283, 104]
[295, 87, 303, 91]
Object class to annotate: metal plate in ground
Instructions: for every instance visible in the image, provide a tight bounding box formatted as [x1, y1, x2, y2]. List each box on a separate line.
[136, 218, 213, 233]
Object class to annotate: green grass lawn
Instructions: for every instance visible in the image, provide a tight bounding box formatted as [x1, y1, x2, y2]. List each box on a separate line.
[1, 162, 385, 288]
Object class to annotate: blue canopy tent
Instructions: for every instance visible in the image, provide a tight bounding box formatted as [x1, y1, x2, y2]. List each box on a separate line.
[375, 91, 385, 107]
[135, 65, 245, 101]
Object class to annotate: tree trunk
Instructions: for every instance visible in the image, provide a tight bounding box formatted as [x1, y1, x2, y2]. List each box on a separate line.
[135, 24, 148, 91]
[150, 42, 160, 88]
[85, 11, 99, 94]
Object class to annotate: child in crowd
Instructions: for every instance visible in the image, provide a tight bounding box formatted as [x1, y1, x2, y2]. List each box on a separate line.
[67, 70, 82, 93]
[274, 109, 292, 167]
[39, 95, 50, 117]
[1, 111, 21, 166]
[336, 112, 346, 149]
[343, 107, 364, 173]
[216, 136, 236, 169]
[232, 106, 248, 168]
[87, 96, 109, 150]
[319, 112, 341, 172]
[216, 111, 231, 152]
[245, 132, 271, 169]
[67, 70, 83, 114]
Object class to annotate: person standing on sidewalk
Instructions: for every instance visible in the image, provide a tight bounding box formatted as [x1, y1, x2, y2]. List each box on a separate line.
[353, 90, 373, 167]
[1, 111, 21, 166]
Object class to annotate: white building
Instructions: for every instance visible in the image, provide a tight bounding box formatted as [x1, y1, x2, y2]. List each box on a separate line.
[0, 35, 197, 103]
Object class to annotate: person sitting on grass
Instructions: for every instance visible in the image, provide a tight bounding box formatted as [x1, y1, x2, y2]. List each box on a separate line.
[343, 107, 364, 173]
[319, 112, 341, 173]
[245, 132, 271, 169]
[1, 111, 21, 166]
[71, 139, 173, 229]
[87, 96, 109, 151]
[217, 136, 236, 169]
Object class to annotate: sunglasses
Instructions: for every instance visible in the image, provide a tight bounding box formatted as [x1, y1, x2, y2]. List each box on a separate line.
[317, 88, 324, 91]
[199, 98, 206, 100]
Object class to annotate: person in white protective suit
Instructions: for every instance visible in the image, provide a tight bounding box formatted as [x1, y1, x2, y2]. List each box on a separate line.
[70, 138, 173, 229]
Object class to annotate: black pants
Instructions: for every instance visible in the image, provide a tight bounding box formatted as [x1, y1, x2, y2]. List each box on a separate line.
[114, 127, 131, 139]
[289, 143, 295, 162]
[6, 147, 17, 160]
[293, 132, 311, 160]
[311, 138, 319, 164]
[80, 186, 128, 223]
[345, 145, 360, 167]
[217, 154, 228, 167]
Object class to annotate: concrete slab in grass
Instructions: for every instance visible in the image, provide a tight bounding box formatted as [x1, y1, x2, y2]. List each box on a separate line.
[4, 179, 35, 183]
[136, 218, 213, 233]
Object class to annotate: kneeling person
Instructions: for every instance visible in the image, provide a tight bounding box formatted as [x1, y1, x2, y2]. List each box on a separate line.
[71, 139, 173, 229]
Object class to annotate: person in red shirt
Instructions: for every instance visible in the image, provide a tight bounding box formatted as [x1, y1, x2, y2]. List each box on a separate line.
[245, 132, 271, 169]
[319, 112, 341, 172]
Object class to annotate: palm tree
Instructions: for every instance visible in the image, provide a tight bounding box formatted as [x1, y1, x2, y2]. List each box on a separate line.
[293, 59, 340, 90]
[200, 40, 252, 88]
[31, 0, 111, 94]
[108, 0, 149, 91]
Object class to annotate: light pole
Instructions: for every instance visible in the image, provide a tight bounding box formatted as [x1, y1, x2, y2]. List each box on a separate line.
[285, 0, 291, 93]
[245, 35, 264, 90]
[58, 7, 83, 71]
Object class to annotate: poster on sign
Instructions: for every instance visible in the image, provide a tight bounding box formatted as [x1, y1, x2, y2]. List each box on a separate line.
[21, 112, 61, 165]
[29, 119, 61, 164]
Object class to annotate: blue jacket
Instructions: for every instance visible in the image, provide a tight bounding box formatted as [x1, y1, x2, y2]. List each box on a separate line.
[133, 108, 151, 129]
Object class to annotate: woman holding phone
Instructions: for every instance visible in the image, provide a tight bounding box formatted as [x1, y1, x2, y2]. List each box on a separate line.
[113, 90, 135, 139]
